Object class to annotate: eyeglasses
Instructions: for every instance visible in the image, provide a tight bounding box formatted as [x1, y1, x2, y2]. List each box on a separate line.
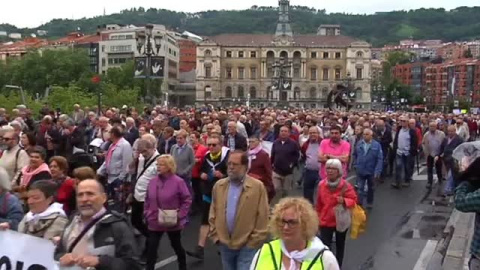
[277, 218, 300, 228]
[2, 137, 13, 142]
[208, 143, 218, 147]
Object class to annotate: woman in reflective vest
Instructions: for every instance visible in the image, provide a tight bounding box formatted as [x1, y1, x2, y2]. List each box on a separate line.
[249, 197, 340, 270]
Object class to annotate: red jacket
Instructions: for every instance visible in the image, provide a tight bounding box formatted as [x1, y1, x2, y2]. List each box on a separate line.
[316, 179, 357, 228]
[56, 177, 76, 216]
[192, 143, 209, 178]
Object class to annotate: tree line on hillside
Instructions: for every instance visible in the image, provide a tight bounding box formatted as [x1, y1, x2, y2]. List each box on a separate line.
[2, 6, 480, 46]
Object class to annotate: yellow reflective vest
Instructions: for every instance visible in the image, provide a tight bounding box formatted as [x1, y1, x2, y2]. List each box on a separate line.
[252, 239, 325, 270]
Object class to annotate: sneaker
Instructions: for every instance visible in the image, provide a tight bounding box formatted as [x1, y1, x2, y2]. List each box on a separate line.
[186, 246, 204, 260]
[391, 183, 400, 189]
[402, 182, 410, 187]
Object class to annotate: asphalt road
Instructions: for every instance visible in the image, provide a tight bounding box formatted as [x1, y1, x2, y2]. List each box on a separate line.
[149, 164, 444, 270]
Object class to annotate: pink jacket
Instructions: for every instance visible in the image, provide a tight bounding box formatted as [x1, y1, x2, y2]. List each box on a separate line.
[144, 173, 192, 231]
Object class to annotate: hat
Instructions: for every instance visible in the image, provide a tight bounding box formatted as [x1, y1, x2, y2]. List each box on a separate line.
[122, 105, 128, 109]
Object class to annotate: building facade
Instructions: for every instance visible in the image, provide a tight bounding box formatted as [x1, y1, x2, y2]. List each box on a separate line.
[98, 24, 180, 92]
[195, 0, 372, 109]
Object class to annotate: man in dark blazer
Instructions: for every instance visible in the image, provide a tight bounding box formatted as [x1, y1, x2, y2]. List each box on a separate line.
[124, 117, 139, 146]
[224, 121, 248, 151]
[158, 126, 177, 155]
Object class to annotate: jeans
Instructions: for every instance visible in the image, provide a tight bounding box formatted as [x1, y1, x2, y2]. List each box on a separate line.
[427, 156, 443, 185]
[395, 154, 414, 184]
[357, 174, 374, 206]
[219, 244, 258, 270]
[319, 227, 348, 267]
[146, 230, 186, 270]
[303, 168, 319, 204]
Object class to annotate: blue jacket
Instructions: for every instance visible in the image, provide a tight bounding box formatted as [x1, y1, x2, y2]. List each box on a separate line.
[353, 139, 383, 177]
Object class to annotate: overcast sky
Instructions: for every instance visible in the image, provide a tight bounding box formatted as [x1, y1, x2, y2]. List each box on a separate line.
[2, 0, 479, 28]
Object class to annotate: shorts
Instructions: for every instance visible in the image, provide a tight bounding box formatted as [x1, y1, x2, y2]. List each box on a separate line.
[201, 201, 211, 225]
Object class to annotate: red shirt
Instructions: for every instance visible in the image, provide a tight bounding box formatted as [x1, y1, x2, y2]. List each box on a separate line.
[192, 143, 209, 178]
[56, 177, 76, 215]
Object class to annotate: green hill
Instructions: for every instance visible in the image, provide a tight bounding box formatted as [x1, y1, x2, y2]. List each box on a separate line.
[2, 5, 480, 46]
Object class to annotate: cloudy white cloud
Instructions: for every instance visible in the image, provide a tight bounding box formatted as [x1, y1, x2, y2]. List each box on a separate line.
[1, 0, 478, 28]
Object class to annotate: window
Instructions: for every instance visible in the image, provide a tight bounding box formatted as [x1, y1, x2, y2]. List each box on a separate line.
[238, 86, 245, 98]
[239, 51, 244, 58]
[310, 88, 317, 98]
[335, 52, 341, 59]
[322, 68, 329, 81]
[250, 67, 257, 79]
[294, 87, 300, 100]
[101, 45, 105, 52]
[205, 66, 211, 78]
[205, 50, 212, 57]
[249, 87, 257, 99]
[238, 67, 245, 80]
[109, 45, 132, 52]
[356, 51, 364, 58]
[311, 68, 317, 81]
[226, 67, 232, 79]
[101, 58, 106, 66]
[108, 58, 127, 65]
[311, 52, 317, 59]
[205, 86, 212, 99]
[225, 87, 232, 98]
[356, 68, 363, 79]
[268, 68, 274, 78]
[335, 68, 341, 80]
[226, 51, 232, 58]
[251, 51, 256, 58]
[294, 68, 300, 79]
[323, 52, 329, 59]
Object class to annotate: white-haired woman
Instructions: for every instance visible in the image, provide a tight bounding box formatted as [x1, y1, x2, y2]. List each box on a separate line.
[0, 167, 24, 231]
[316, 159, 357, 268]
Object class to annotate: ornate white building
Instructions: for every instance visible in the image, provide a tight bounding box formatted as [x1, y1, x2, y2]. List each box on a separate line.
[196, 0, 372, 109]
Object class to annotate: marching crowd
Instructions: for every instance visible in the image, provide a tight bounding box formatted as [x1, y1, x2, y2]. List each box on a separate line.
[0, 103, 479, 270]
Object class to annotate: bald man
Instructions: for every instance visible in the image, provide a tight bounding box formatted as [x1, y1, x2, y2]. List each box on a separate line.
[392, 116, 418, 188]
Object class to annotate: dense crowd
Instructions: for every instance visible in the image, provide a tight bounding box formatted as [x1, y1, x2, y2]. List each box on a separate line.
[0, 103, 479, 270]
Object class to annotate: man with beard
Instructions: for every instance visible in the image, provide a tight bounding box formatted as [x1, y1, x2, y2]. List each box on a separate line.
[55, 179, 141, 270]
[209, 151, 269, 269]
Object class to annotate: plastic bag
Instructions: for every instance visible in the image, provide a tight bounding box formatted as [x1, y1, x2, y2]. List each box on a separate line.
[335, 204, 351, 232]
[350, 205, 367, 239]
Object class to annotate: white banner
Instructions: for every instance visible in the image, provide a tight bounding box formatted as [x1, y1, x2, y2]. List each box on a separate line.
[0, 230, 56, 270]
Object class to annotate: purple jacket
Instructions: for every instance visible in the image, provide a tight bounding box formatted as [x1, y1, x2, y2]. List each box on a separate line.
[144, 173, 192, 231]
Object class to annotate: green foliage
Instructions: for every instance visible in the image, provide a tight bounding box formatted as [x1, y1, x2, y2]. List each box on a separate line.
[5, 7, 480, 47]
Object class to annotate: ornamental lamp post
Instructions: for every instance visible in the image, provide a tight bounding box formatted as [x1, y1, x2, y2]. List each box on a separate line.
[135, 24, 163, 104]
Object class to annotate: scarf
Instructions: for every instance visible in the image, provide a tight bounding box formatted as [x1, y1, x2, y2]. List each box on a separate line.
[210, 150, 221, 161]
[248, 145, 263, 170]
[280, 237, 326, 270]
[24, 202, 66, 224]
[21, 163, 50, 186]
[327, 177, 342, 190]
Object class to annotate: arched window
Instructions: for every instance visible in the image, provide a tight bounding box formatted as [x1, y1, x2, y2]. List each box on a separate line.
[356, 51, 364, 58]
[280, 51, 288, 60]
[249, 87, 257, 99]
[225, 86, 232, 98]
[205, 49, 212, 57]
[310, 87, 317, 99]
[322, 87, 328, 97]
[238, 86, 245, 98]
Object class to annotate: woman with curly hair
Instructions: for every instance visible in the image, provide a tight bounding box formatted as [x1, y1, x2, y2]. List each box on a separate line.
[250, 197, 339, 270]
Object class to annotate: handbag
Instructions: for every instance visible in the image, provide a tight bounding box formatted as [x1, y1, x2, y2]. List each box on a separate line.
[156, 179, 178, 227]
[335, 184, 352, 232]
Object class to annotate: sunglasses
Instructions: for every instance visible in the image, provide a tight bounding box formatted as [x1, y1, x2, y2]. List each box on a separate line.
[208, 143, 218, 147]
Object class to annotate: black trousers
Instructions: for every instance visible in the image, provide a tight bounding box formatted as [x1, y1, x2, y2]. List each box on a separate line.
[146, 230, 186, 270]
[131, 197, 148, 237]
[320, 227, 348, 267]
[191, 177, 203, 210]
[427, 156, 443, 185]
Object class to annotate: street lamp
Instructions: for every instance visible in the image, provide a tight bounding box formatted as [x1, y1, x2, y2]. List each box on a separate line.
[136, 24, 163, 104]
[271, 57, 292, 106]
